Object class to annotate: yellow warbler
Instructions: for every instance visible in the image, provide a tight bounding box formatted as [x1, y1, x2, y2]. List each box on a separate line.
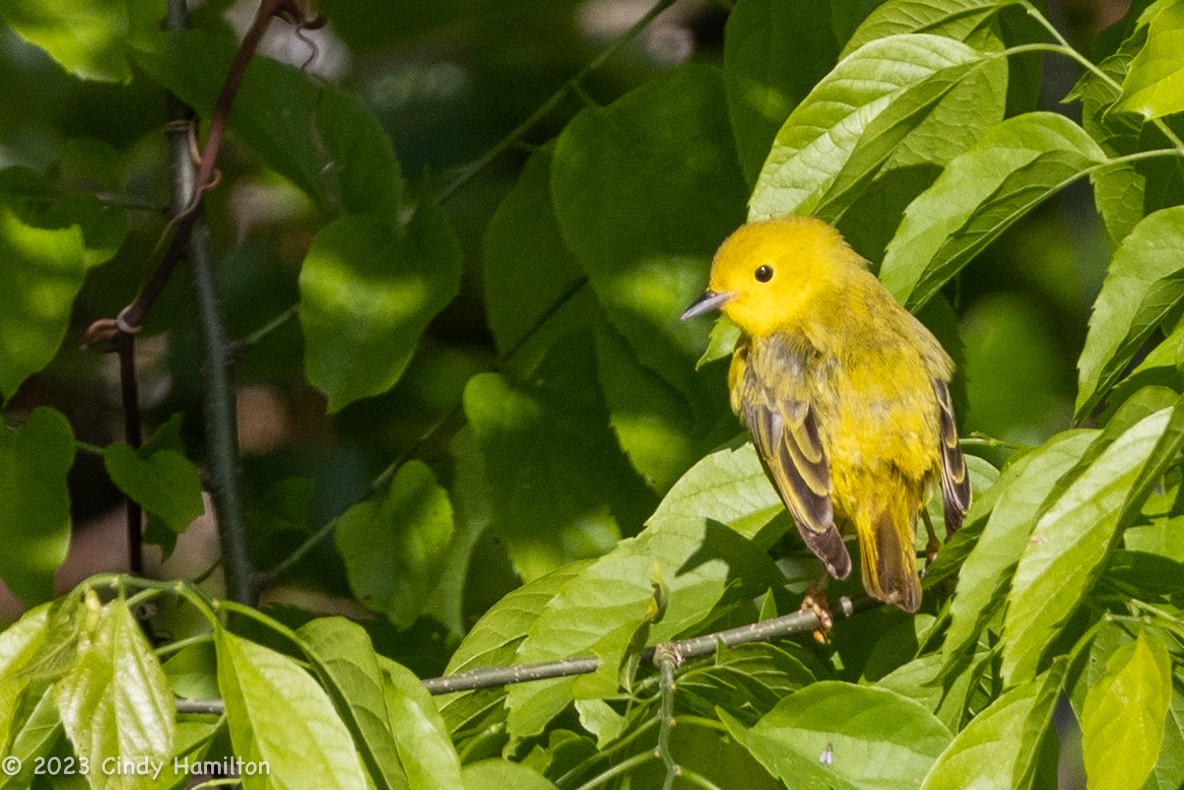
[682, 217, 969, 613]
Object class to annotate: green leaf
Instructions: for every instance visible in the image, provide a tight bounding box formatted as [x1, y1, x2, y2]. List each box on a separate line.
[133, 29, 402, 217]
[1115, 0, 1184, 119]
[551, 63, 747, 411]
[880, 112, 1107, 309]
[438, 561, 589, 734]
[697, 314, 741, 369]
[482, 147, 592, 372]
[942, 431, 1096, 669]
[1077, 208, 1184, 417]
[336, 460, 454, 629]
[594, 320, 709, 492]
[103, 443, 204, 534]
[843, 0, 1022, 54]
[1144, 681, 1184, 789]
[379, 657, 464, 790]
[723, 0, 840, 184]
[647, 442, 782, 541]
[1082, 631, 1172, 790]
[0, 686, 62, 790]
[297, 618, 410, 790]
[300, 201, 462, 412]
[0, 206, 86, 401]
[0, 604, 52, 756]
[461, 760, 558, 790]
[1002, 408, 1171, 684]
[0, 0, 160, 83]
[722, 681, 951, 790]
[216, 629, 367, 790]
[749, 34, 1004, 222]
[0, 408, 74, 604]
[55, 598, 174, 790]
[463, 335, 653, 581]
[921, 661, 1064, 790]
[678, 642, 821, 725]
[505, 516, 780, 739]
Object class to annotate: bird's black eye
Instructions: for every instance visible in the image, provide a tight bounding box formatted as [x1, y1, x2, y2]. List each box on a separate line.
[755, 265, 773, 283]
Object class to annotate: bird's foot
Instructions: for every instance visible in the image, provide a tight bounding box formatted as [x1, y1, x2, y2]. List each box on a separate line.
[801, 586, 833, 644]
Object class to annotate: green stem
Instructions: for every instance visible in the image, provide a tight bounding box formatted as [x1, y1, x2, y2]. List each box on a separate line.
[435, 0, 679, 204]
[217, 599, 304, 647]
[571, 750, 655, 790]
[155, 632, 215, 658]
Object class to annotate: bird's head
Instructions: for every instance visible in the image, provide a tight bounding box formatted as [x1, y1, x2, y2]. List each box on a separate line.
[681, 217, 863, 338]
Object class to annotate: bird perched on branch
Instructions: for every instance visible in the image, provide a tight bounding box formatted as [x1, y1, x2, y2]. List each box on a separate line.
[682, 217, 969, 615]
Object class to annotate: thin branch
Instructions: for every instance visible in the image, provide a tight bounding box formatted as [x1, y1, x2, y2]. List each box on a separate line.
[655, 644, 680, 790]
[113, 332, 144, 576]
[170, 594, 879, 718]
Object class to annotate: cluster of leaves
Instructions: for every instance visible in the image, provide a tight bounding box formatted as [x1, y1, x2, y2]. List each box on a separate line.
[3, 0, 1184, 787]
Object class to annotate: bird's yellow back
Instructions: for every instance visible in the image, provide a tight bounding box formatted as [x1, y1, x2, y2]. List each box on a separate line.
[689, 216, 969, 612]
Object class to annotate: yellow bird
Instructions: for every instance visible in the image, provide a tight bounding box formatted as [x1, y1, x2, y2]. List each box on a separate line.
[682, 217, 970, 613]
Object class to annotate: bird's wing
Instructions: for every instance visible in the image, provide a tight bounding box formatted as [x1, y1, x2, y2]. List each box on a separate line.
[742, 396, 852, 580]
[934, 380, 970, 534]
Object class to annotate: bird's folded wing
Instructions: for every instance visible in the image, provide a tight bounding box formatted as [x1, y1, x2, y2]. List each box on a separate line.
[743, 397, 852, 580]
[934, 380, 970, 534]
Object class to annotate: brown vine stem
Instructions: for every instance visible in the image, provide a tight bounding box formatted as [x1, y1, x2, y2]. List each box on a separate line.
[114, 332, 144, 576]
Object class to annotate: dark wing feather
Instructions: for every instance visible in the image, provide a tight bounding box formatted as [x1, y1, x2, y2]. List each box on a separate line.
[742, 397, 852, 580]
[934, 380, 970, 535]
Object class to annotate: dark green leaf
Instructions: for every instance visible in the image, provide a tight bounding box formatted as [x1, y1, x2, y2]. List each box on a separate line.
[300, 201, 462, 412]
[723, 0, 840, 184]
[336, 461, 454, 629]
[0, 408, 74, 604]
[722, 681, 951, 790]
[1082, 631, 1172, 790]
[463, 334, 653, 581]
[551, 63, 747, 411]
[55, 598, 174, 790]
[880, 113, 1107, 309]
[133, 29, 402, 217]
[216, 629, 367, 789]
[482, 146, 592, 372]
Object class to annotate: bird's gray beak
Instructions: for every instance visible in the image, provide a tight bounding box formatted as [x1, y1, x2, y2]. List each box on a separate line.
[680, 289, 734, 320]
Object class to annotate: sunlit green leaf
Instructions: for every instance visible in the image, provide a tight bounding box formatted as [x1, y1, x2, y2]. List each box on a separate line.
[0, 0, 160, 83]
[336, 461, 453, 629]
[880, 112, 1107, 309]
[300, 201, 462, 412]
[217, 629, 367, 789]
[722, 682, 950, 790]
[750, 34, 1004, 222]
[55, 598, 174, 790]
[298, 618, 410, 790]
[380, 657, 464, 790]
[921, 661, 1064, 790]
[0, 207, 86, 401]
[0, 408, 74, 605]
[1077, 208, 1184, 418]
[942, 431, 1095, 669]
[103, 443, 203, 534]
[1002, 408, 1171, 684]
[1114, 0, 1184, 119]
[461, 759, 558, 790]
[843, 0, 1022, 54]
[1082, 631, 1172, 790]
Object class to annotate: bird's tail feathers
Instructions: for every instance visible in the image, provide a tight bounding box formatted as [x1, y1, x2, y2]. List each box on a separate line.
[858, 508, 921, 613]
